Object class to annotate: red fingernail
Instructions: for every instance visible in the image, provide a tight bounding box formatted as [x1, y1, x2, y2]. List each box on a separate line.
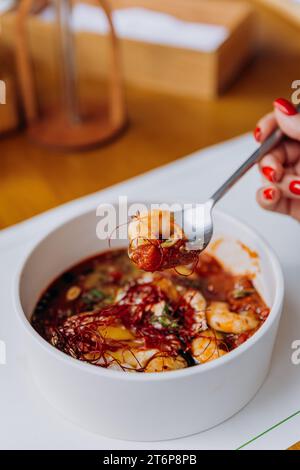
[289, 180, 300, 195]
[254, 126, 261, 142]
[262, 166, 277, 182]
[273, 98, 297, 116]
[263, 188, 275, 200]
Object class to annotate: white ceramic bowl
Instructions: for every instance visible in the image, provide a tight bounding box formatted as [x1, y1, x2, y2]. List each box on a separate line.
[14, 208, 284, 441]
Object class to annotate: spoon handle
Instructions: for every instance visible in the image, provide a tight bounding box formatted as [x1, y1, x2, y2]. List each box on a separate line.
[209, 105, 300, 206]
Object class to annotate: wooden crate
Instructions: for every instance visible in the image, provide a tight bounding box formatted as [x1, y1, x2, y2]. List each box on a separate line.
[0, 38, 20, 135]
[0, 75, 19, 134]
[2, 0, 256, 99]
[256, 0, 300, 28]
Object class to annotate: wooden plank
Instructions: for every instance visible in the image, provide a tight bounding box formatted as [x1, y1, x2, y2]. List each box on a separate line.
[256, 0, 300, 27]
[0, 3, 299, 228]
[288, 441, 300, 450]
[3, 1, 255, 99]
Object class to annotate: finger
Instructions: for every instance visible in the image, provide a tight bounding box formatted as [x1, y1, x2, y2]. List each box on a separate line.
[285, 166, 296, 175]
[273, 98, 300, 141]
[256, 186, 289, 215]
[277, 174, 300, 199]
[259, 148, 285, 182]
[259, 140, 300, 182]
[290, 199, 300, 222]
[256, 185, 281, 211]
[254, 112, 277, 142]
[293, 157, 300, 176]
[282, 139, 300, 165]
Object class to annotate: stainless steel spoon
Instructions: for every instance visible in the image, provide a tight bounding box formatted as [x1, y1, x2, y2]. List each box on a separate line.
[176, 110, 299, 251]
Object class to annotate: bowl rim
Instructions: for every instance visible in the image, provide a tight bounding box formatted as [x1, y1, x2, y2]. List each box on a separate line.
[14, 207, 284, 382]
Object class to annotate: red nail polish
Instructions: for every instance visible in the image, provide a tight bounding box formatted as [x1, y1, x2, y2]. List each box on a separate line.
[289, 180, 300, 195]
[273, 98, 297, 116]
[262, 166, 277, 182]
[254, 126, 261, 142]
[263, 188, 275, 200]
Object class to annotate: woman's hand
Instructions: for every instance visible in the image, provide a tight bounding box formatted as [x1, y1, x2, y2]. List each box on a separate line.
[255, 98, 300, 221]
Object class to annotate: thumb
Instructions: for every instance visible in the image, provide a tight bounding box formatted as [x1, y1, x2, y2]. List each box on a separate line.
[273, 98, 300, 141]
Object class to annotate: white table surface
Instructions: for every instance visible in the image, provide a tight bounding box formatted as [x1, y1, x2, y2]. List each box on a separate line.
[1, 134, 300, 450]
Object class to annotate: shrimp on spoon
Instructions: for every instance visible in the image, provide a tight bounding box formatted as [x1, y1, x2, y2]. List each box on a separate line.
[128, 118, 293, 272]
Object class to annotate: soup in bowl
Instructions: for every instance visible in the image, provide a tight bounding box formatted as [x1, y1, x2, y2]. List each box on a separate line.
[14, 207, 284, 440]
[31, 248, 269, 373]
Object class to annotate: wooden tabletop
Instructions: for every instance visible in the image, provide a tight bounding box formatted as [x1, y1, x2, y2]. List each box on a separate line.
[1, 3, 300, 229]
[289, 442, 300, 450]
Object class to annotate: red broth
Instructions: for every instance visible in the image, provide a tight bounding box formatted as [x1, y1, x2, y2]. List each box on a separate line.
[31, 249, 270, 373]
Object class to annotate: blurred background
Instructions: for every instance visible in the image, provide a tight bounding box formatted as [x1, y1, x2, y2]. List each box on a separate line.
[0, 0, 299, 228]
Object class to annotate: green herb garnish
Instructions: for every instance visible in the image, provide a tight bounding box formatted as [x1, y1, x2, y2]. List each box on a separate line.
[149, 304, 178, 329]
[82, 288, 105, 305]
[163, 304, 170, 315]
[159, 316, 173, 328]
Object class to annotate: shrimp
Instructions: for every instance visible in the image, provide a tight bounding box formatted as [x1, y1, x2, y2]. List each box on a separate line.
[105, 348, 186, 373]
[128, 209, 199, 272]
[153, 275, 180, 302]
[206, 301, 259, 334]
[145, 354, 187, 373]
[191, 329, 227, 363]
[97, 325, 185, 372]
[105, 348, 158, 371]
[128, 209, 183, 243]
[183, 289, 207, 333]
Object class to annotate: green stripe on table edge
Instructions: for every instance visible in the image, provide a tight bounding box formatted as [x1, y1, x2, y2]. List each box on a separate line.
[236, 410, 300, 450]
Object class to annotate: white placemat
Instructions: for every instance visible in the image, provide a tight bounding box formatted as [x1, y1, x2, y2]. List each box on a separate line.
[1, 134, 300, 450]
